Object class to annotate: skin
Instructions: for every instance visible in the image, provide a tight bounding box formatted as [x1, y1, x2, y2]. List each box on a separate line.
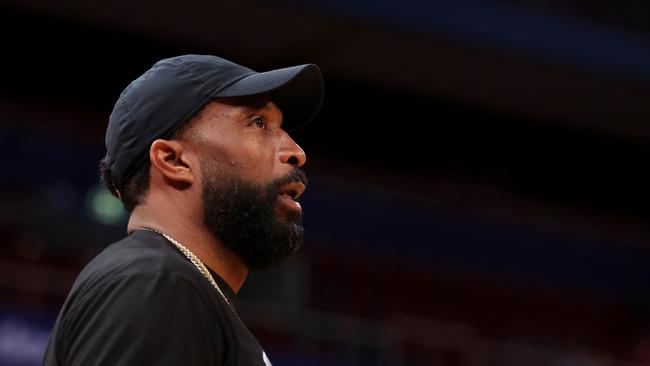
[127, 94, 307, 293]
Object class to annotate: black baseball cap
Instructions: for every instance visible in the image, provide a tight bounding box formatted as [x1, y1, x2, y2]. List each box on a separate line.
[105, 54, 324, 190]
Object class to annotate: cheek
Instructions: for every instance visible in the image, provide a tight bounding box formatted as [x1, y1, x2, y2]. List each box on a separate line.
[226, 137, 277, 181]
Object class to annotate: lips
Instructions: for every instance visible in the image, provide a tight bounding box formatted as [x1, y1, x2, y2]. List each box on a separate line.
[276, 181, 306, 214]
[277, 181, 306, 200]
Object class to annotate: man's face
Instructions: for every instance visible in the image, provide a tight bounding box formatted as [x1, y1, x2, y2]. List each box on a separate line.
[188, 95, 308, 270]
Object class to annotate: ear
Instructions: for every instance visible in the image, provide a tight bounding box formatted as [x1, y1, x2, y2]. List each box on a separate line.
[149, 139, 195, 186]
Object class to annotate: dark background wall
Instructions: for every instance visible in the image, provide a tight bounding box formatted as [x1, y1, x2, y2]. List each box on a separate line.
[1, 1, 649, 365]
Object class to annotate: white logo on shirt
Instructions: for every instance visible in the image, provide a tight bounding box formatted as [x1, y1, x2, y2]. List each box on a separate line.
[263, 351, 272, 366]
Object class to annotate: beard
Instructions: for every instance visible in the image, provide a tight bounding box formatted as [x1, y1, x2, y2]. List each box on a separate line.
[201, 163, 307, 271]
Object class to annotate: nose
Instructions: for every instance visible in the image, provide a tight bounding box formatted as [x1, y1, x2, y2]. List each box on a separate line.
[278, 133, 307, 168]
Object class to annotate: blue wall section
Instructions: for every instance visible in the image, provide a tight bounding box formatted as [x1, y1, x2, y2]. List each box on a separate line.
[304, 178, 650, 297]
[281, 0, 650, 84]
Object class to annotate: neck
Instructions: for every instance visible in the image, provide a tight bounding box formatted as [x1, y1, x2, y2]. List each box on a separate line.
[127, 206, 249, 293]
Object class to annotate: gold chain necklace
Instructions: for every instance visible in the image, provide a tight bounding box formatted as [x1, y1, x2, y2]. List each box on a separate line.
[144, 228, 237, 314]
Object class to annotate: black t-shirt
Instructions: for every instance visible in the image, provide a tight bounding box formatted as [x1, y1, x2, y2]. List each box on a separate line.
[43, 230, 272, 366]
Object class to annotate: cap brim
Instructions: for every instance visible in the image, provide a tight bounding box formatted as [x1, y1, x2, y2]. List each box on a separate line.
[215, 64, 323, 130]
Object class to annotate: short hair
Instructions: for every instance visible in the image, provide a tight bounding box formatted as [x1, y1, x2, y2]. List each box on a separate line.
[98, 108, 204, 212]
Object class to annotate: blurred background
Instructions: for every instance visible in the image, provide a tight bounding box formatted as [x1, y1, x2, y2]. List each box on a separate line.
[1, 0, 649, 365]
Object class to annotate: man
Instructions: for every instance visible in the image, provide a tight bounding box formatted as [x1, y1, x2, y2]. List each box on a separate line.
[43, 54, 323, 365]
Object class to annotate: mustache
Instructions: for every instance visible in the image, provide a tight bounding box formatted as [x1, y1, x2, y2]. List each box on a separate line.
[269, 169, 308, 191]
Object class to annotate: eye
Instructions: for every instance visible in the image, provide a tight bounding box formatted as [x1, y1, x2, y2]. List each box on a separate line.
[252, 116, 266, 129]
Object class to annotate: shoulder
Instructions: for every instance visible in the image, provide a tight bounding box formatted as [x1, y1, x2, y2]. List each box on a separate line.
[71, 230, 200, 293]
[63, 230, 226, 321]
[50, 230, 236, 365]
[82, 230, 192, 279]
